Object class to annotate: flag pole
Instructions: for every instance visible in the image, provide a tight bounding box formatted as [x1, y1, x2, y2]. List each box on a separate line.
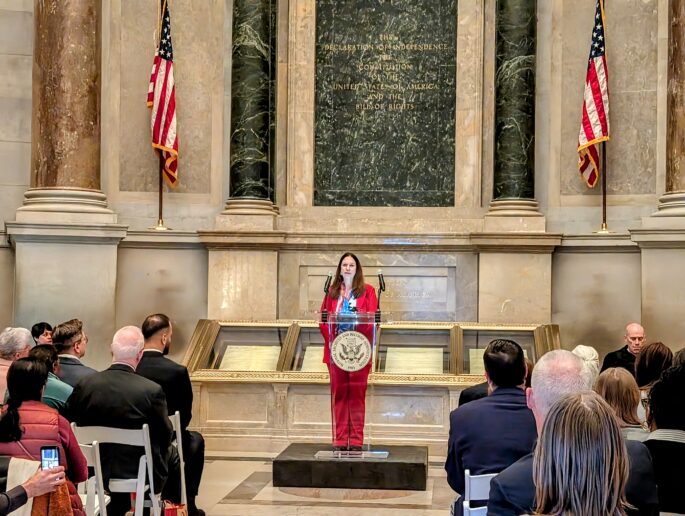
[149, 152, 171, 231]
[596, 141, 610, 234]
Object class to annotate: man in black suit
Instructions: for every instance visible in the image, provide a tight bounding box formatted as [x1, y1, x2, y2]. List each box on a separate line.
[488, 349, 658, 516]
[136, 314, 205, 516]
[458, 381, 488, 405]
[52, 318, 97, 386]
[600, 322, 645, 376]
[66, 326, 181, 516]
[445, 339, 537, 514]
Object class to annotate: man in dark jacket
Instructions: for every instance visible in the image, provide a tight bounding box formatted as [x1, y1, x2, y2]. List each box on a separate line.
[66, 326, 181, 516]
[600, 322, 645, 376]
[488, 349, 658, 516]
[52, 318, 97, 387]
[136, 314, 205, 516]
[445, 339, 537, 514]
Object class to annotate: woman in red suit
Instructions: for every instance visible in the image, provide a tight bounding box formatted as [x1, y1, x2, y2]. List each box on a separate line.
[320, 253, 378, 451]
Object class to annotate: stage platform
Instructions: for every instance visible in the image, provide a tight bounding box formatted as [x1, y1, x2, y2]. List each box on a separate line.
[272, 443, 428, 490]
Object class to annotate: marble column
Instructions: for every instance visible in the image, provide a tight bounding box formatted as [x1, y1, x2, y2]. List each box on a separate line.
[653, 0, 685, 217]
[486, 0, 542, 229]
[17, 0, 115, 222]
[6, 1, 125, 367]
[221, 0, 278, 228]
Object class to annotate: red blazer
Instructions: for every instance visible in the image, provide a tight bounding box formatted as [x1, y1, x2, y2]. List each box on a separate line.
[319, 283, 378, 364]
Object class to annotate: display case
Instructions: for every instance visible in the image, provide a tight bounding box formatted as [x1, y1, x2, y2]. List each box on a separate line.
[184, 319, 560, 454]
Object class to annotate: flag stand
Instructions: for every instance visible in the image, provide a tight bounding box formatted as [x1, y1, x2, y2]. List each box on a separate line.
[149, 152, 172, 231]
[594, 141, 611, 234]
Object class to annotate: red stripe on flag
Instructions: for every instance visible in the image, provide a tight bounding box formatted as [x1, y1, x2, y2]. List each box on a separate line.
[588, 59, 608, 135]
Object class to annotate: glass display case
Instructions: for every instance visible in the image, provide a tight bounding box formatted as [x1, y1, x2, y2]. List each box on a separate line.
[184, 319, 560, 382]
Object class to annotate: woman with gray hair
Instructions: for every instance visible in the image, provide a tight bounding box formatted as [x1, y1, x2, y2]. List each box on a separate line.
[0, 328, 33, 402]
[533, 391, 629, 515]
[571, 345, 600, 385]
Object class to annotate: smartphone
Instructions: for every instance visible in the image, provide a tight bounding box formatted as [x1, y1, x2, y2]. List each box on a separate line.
[40, 446, 60, 470]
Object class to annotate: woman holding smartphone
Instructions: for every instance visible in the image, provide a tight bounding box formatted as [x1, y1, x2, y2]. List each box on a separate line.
[0, 357, 86, 515]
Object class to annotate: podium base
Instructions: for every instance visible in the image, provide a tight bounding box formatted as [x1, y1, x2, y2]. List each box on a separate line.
[273, 443, 427, 490]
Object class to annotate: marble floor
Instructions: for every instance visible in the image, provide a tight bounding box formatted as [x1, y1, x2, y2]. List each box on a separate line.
[195, 452, 454, 515]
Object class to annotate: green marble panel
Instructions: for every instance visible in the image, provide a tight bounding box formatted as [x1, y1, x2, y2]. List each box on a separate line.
[314, 0, 457, 207]
[229, 0, 276, 200]
[494, 0, 536, 200]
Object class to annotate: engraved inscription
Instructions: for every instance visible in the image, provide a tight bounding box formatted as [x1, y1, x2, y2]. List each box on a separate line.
[314, 0, 457, 207]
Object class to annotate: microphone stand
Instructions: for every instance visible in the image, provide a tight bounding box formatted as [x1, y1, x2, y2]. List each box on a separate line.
[321, 272, 332, 323]
[376, 272, 386, 323]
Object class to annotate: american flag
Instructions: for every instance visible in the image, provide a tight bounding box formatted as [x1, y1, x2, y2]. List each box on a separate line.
[577, 0, 610, 188]
[147, 0, 178, 187]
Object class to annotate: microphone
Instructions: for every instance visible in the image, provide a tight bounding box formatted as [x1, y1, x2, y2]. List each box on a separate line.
[378, 270, 386, 292]
[323, 272, 333, 294]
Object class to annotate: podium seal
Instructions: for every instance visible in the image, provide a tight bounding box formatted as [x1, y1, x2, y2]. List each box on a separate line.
[331, 331, 372, 372]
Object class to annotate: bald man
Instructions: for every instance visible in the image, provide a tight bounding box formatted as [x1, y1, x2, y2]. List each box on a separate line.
[600, 322, 645, 377]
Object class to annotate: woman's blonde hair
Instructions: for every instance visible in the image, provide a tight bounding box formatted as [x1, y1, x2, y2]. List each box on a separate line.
[534, 392, 629, 516]
[595, 367, 642, 427]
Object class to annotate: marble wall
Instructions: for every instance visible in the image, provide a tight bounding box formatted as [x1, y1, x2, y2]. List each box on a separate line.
[277, 251, 478, 321]
[314, 0, 457, 207]
[0, 1, 32, 224]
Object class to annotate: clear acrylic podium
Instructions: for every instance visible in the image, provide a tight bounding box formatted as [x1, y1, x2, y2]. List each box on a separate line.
[316, 311, 388, 459]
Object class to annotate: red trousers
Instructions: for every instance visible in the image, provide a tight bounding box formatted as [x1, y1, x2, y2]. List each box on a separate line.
[327, 362, 371, 447]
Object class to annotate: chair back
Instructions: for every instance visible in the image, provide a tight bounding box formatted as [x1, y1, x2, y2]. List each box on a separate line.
[169, 411, 187, 505]
[72, 423, 160, 516]
[461, 469, 498, 516]
[78, 440, 108, 516]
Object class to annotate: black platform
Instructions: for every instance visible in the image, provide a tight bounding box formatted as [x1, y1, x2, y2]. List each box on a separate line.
[272, 443, 428, 490]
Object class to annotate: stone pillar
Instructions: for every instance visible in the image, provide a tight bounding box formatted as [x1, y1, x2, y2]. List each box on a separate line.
[485, 0, 543, 231]
[652, 0, 685, 217]
[18, 0, 114, 222]
[6, 0, 126, 369]
[220, 0, 278, 230]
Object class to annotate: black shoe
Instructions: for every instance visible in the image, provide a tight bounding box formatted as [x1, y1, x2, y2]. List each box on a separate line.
[187, 498, 205, 516]
[332, 445, 346, 452]
[348, 445, 363, 452]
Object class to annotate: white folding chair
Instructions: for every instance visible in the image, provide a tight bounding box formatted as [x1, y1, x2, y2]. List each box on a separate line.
[77, 440, 110, 516]
[72, 424, 161, 516]
[461, 469, 498, 516]
[169, 411, 187, 506]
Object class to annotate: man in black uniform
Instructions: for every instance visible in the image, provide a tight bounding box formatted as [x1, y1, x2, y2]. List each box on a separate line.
[600, 322, 645, 376]
[136, 314, 205, 516]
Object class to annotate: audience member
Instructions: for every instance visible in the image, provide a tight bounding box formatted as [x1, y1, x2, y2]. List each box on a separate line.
[445, 339, 536, 514]
[137, 314, 205, 516]
[595, 367, 648, 441]
[0, 465, 66, 516]
[672, 347, 685, 366]
[635, 341, 673, 422]
[644, 364, 685, 513]
[571, 344, 600, 384]
[0, 358, 87, 515]
[30, 322, 52, 345]
[533, 392, 629, 516]
[66, 326, 181, 516]
[28, 345, 73, 414]
[52, 319, 96, 387]
[524, 358, 534, 388]
[488, 349, 658, 516]
[601, 322, 645, 375]
[0, 328, 33, 401]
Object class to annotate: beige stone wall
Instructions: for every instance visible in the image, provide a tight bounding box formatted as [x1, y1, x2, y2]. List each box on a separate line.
[0, 245, 14, 330]
[0, 1, 32, 224]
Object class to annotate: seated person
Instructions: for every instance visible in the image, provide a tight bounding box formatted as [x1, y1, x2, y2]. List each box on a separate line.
[445, 339, 536, 513]
[51, 319, 97, 387]
[0, 358, 87, 515]
[533, 392, 629, 516]
[137, 314, 205, 516]
[635, 341, 673, 421]
[30, 322, 53, 345]
[644, 364, 685, 514]
[0, 465, 66, 516]
[66, 326, 181, 516]
[488, 350, 658, 516]
[0, 328, 33, 401]
[28, 345, 72, 414]
[595, 367, 649, 441]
